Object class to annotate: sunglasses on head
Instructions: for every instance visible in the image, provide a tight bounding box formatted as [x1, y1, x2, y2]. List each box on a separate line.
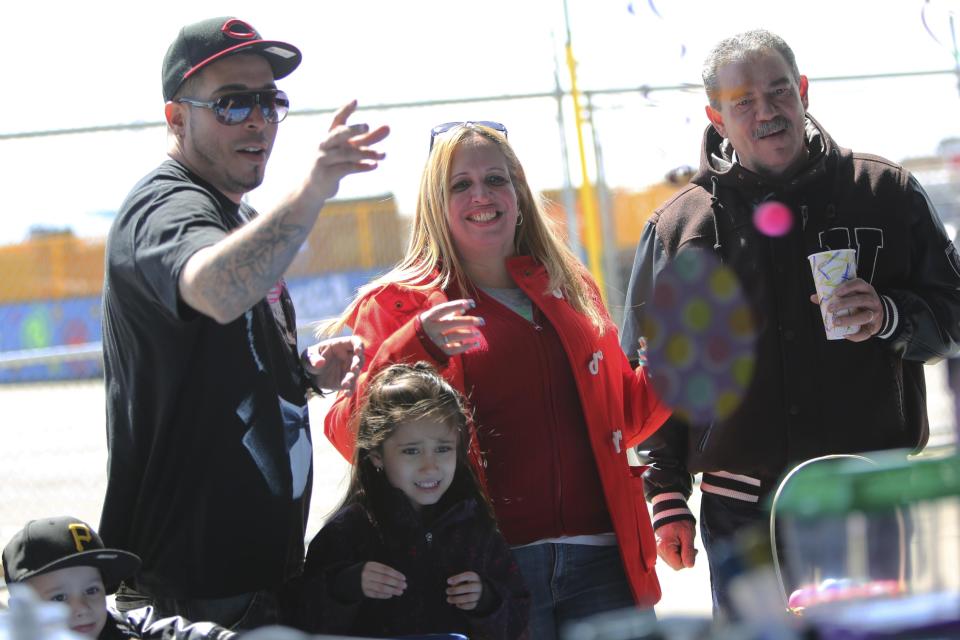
[177, 89, 290, 126]
[429, 121, 508, 151]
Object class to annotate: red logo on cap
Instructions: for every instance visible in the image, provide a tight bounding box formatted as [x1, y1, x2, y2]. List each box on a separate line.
[221, 19, 257, 41]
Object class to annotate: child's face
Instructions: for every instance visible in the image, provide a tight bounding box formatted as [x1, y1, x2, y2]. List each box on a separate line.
[24, 565, 108, 638]
[371, 419, 458, 510]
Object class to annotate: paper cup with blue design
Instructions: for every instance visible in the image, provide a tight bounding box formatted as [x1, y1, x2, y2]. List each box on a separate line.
[808, 249, 858, 340]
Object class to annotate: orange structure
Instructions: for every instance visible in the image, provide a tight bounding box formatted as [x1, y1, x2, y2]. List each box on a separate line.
[0, 179, 689, 306]
[543, 178, 687, 277]
[0, 195, 408, 304]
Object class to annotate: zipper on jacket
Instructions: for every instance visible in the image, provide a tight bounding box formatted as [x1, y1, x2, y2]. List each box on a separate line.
[891, 358, 906, 426]
[531, 304, 565, 534]
[697, 421, 715, 453]
[425, 531, 433, 548]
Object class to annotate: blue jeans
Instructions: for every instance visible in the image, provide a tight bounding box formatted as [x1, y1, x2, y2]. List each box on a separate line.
[510, 542, 650, 640]
[699, 491, 768, 621]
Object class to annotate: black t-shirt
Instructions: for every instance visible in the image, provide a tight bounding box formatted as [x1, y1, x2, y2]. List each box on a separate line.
[99, 159, 312, 598]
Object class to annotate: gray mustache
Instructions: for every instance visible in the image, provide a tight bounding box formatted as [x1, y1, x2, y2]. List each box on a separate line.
[754, 117, 790, 139]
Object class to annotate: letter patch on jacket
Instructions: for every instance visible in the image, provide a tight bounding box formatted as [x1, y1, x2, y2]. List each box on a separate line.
[818, 227, 884, 283]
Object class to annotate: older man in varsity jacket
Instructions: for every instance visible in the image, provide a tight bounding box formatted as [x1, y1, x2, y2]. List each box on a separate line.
[620, 29, 960, 618]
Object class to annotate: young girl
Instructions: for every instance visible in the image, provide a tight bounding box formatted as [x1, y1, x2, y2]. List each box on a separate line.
[299, 362, 529, 639]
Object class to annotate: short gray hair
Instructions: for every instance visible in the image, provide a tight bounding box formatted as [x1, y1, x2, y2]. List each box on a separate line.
[702, 29, 800, 109]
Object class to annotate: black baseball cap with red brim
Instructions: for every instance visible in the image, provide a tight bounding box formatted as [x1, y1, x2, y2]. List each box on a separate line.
[162, 16, 302, 101]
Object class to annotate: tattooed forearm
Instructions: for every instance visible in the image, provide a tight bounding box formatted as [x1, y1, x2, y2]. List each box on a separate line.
[195, 209, 311, 322]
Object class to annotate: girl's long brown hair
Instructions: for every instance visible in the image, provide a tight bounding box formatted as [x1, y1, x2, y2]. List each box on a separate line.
[332, 362, 496, 527]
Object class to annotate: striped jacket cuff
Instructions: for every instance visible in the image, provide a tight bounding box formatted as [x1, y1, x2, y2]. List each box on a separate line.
[701, 471, 762, 503]
[876, 294, 899, 340]
[650, 491, 695, 530]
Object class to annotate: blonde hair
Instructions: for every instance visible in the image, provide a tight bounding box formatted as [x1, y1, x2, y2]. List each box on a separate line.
[326, 124, 605, 335]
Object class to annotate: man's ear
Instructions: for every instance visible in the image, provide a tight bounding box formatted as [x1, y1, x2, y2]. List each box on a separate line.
[799, 75, 809, 110]
[165, 101, 186, 137]
[705, 105, 726, 137]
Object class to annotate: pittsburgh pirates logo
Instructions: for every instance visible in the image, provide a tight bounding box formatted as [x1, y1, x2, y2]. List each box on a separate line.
[68, 523, 93, 552]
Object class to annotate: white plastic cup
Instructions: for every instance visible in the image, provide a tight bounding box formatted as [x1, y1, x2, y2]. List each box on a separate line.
[808, 249, 858, 340]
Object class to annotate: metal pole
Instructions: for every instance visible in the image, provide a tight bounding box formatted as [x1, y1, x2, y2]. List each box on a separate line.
[562, 0, 606, 303]
[551, 30, 583, 261]
[951, 14, 960, 97]
[585, 93, 622, 309]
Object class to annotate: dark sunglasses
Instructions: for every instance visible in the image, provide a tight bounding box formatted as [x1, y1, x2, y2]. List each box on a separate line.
[177, 89, 290, 126]
[429, 121, 508, 151]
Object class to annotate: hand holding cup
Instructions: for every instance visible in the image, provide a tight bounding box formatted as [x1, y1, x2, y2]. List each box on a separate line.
[809, 277, 883, 342]
[808, 249, 859, 340]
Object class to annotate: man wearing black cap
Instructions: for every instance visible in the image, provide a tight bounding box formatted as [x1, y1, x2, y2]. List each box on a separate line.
[99, 16, 389, 628]
[2, 516, 233, 639]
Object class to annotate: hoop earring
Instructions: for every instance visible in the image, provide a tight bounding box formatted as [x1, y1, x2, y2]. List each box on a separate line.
[516, 210, 524, 226]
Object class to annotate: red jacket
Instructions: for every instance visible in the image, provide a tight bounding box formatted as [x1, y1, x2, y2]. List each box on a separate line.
[324, 256, 671, 606]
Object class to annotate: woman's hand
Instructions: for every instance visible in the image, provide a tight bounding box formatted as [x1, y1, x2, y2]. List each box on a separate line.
[361, 561, 407, 599]
[446, 571, 483, 610]
[419, 299, 485, 356]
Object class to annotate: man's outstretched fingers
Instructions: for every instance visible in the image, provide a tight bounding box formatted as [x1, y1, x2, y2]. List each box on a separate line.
[329, 99, 358, 130]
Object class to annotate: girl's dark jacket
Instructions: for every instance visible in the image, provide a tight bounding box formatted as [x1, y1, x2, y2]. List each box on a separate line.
[295, 483, 529, 639]
[621, 115, 960, 523]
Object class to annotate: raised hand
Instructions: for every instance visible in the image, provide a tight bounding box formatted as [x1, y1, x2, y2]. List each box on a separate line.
[304, 100, 390, 202]
[419, 299, 484, 356]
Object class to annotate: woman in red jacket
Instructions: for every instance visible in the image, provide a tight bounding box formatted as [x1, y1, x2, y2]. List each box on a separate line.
[323, 121, 671, 638]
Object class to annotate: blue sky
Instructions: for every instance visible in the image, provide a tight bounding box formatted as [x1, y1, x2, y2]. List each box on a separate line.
[3, 0, 960, 245]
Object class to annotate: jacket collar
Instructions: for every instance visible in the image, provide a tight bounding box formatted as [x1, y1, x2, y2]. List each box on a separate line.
[693, 113, 836, 196]
[505, 255, 547, 285]
[369, 481, 478, 540]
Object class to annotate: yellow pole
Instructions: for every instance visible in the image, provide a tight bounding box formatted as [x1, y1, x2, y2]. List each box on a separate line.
[563, 3, 606, 303]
